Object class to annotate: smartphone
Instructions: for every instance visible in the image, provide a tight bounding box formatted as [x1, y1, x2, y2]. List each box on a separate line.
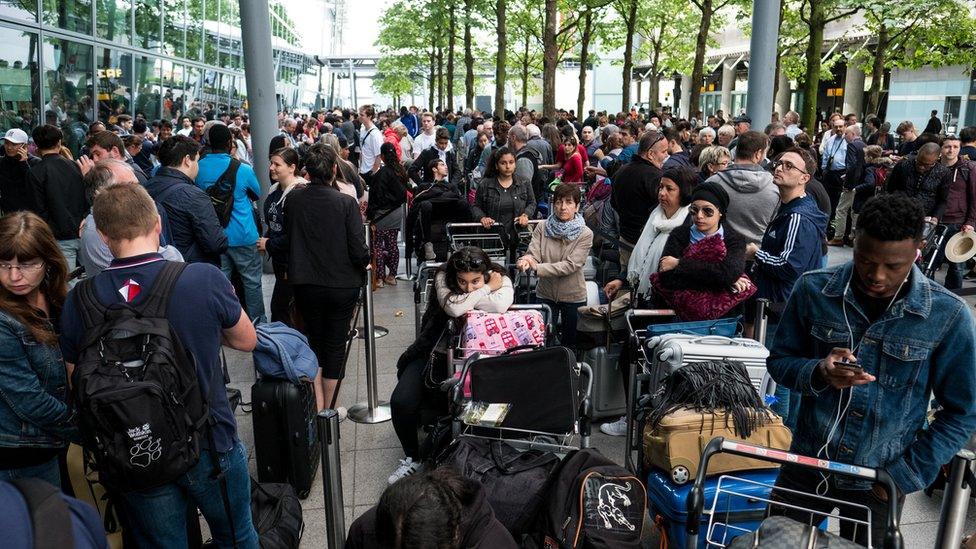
[833, 360, 864, 374]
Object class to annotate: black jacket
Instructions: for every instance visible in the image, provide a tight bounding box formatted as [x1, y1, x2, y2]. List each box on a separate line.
[145, 166, 228, 265]
[610, 156, 661, 243]
[345, 475, 517, 549]
[844, 138, 866, 191]
[471, 177, 536, 226]
[365, 165, 408, 221]
[410, 146, 458, 186]
[29, 153, 89, 241]
[885, 157, 950, 218]
[657, 225, 747, 292]
[285, 184, 369, 288]
[0, 154, 40, 214]
[263, 184, 291, 269]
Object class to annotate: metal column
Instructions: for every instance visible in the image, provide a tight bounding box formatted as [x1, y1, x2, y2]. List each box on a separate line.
[745, 0, 781, 128]
[240, 0, 278, 199]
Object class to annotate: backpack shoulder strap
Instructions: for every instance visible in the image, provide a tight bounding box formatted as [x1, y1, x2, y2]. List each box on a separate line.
[9, 478, 75, 549]
[138, 261, 188, 319]
[77, 277, 107, 331]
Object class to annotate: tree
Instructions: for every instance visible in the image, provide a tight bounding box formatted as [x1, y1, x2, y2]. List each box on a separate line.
[688, 0, 735, 119]
[634, 0, 697, 112]
[799, 0, 860, 131]
[446, 5, 457, 111]
[495, 0, 507, 117]
[614, 0, 639, 112]
[507, 0, 544, 108]
[463, 0, 475, 109]
[374, 56, 423, 109]
[576, 9, 595, 118]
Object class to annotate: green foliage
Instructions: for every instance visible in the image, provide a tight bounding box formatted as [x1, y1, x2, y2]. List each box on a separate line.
[374, 56, 422, 100]
[857, 0, 976, 71]
[633, 0, 699, 76]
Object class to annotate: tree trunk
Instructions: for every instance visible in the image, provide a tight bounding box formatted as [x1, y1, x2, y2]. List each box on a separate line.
[436, 43, 444, 110]
[576, 10, 594, 120]
[542, 0, 557, 119]
[801, 0, 825, 132]
[494, 0, 507, 118]
[522, 34, 530, 108]
[447, 6, 456, 111]
[464, 0, 474, 110]
[688, 0, 714, 120]
[866, 24, 888, 117]
[771, 1, 785, 112]
[620, 0, 638, 112]
[648, 42, 661, 110]
[428, 48, 436, 111]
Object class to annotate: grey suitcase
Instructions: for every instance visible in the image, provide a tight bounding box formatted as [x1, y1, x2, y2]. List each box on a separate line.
[647, 334, 773, 398]
[581, 343, 626, 419]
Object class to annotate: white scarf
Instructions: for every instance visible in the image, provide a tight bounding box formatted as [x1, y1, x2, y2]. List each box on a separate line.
[628, 204, 689, 296]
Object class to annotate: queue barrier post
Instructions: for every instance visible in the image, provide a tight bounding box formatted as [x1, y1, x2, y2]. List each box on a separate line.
[349, 223, 392, 424]
[316, 409, 345, 549]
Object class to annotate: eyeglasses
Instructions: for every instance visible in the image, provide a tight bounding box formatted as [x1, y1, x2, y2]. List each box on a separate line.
[0, 261, 43, 273]
[689, 205, 717, 218]
[452, 256, 484, 271]
[772, 159, 808, 175]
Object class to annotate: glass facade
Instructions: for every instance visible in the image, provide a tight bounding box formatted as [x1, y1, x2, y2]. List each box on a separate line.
[0, 0, 313, 138]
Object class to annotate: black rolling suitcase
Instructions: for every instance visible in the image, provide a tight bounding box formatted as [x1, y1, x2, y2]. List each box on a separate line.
[251, 379, 320, 499]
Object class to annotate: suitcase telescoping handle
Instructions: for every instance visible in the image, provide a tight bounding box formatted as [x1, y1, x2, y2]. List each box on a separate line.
[684, 437, 904, 549]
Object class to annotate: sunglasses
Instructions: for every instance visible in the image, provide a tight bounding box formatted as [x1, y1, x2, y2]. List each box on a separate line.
[452, 256, 484, 271]
[689, 205, 718, 218]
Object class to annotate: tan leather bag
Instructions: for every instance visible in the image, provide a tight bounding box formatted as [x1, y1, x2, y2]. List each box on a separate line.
[643, 407, 792, 484]
[66, 444, 123, 549]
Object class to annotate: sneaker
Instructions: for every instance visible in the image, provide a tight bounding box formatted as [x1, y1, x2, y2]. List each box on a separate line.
[388, 457, 421, 485]
[384, 276, 397, 286]
[424, 242, 436, 260]
[599, 416, 628, 437]
[827, 238, 845, 247]
[335, 406, 348, 422]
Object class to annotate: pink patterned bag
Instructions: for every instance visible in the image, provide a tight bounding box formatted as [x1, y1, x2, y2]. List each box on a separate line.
[455, 310, 546, 396]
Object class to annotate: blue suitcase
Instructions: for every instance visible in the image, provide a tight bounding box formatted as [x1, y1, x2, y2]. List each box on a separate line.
[646, 467, 780, 549]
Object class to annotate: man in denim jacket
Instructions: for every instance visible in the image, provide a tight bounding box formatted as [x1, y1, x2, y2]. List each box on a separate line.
[767, 193, 976, 546]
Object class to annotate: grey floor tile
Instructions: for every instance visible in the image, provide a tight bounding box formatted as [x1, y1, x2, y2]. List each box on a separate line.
[352, 448, 405, 507]
[354, 419, 401, 451]
[356, 373, 398, 402]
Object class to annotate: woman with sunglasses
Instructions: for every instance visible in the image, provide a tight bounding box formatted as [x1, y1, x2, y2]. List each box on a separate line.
[651, 181, 752, 320]
[388, 246, 513, 485]
[516, 183, 593, 348]
[0, 212, 75, 486]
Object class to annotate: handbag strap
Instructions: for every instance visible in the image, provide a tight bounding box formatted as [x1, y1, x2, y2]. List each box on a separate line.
[488, 441, 559, 474]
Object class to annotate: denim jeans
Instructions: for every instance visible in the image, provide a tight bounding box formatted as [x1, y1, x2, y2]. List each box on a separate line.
[221, 245, 266, 323]
[0, 455, 60, 486]
[539, 298, 586, 348]
[120, 440, 257, 549]
[934, 223, 967, 290]
[59, 238, 80, 288]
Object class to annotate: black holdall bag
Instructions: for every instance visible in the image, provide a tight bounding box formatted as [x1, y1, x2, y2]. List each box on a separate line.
[443, 437, 560, 538]
[72, 261, 210, 492]
[251, 479, 304, 549]
[727, 515, 862, 548]
[540, 447, 646, 549]
[207, 158, 241, 228]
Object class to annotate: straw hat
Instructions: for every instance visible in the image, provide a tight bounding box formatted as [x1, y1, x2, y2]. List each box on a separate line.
[944, 231, 976, 263]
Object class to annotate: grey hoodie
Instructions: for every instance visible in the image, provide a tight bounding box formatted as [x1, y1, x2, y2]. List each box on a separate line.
[707, 163, 780, 244]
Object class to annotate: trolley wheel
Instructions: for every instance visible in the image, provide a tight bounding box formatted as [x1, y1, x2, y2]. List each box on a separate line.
[671, 465, 690, 485]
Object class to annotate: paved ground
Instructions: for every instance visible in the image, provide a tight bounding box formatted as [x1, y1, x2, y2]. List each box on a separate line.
[218, 244, 976, 547]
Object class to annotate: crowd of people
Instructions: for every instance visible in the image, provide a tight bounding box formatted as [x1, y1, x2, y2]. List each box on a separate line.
[0, 95, 974, 547]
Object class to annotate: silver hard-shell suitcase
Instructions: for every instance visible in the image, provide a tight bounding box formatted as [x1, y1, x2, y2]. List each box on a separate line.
[647, 334, 772, 398]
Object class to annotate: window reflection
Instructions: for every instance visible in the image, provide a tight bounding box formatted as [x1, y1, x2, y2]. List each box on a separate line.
[43, 37, 94, 157]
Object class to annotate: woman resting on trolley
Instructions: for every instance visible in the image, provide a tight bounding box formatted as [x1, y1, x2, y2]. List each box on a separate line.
[388, 246, 514, 485]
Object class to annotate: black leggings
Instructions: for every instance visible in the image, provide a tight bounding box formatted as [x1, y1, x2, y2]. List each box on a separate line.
[269, 264, 293, 325]
[292, 285, 360, 380]
[390, 357, 446, 459]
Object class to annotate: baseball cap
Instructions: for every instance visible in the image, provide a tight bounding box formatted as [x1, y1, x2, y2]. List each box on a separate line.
[2, 128, 28, 144]
[733, 115, 752, 125]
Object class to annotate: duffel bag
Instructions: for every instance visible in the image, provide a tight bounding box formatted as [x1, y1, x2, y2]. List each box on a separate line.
[251, 479, 304, 549]
[728, 515, 862, 548]
[443, 437, 559, 537]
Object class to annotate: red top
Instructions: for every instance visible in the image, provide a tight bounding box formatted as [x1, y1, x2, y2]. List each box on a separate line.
[561, 153, 584, 183]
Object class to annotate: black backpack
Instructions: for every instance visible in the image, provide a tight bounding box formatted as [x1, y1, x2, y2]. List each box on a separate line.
[517, 148, 548, 204]
[72, 262, 209, 493]
[207, 158, 241, 228]
[539, 448, 646, 549]
[250, 480, 304, 548]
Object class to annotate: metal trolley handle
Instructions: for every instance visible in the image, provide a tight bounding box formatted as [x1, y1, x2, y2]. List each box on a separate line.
[684, 437, 904, 549]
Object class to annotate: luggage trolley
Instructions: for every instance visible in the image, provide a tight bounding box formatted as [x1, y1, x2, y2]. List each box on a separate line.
[412, 261, 443, 337]
[512, 218, 544, 259]
[446, 222, 509, 264]
[918, 221, 948, 279]
[685, 437, 904, 549]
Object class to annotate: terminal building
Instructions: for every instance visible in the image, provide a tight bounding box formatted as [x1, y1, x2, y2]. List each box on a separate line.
[0, 0, 315, 156]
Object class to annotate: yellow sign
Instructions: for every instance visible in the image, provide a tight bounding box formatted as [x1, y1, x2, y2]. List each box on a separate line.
[827, 89, 835, 97]
[97, 68, 123, 79]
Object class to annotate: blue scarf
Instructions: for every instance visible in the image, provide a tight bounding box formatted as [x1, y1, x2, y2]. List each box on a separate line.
[690, 225, 723, 244]
[545, 213, 586, 241]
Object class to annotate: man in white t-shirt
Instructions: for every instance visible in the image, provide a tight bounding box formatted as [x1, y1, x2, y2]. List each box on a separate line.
[412, 112, 437, 159]
[358, 105, 384, 186]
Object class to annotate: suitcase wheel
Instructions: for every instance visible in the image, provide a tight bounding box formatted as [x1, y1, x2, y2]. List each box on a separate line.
[671, 465, 690, 485]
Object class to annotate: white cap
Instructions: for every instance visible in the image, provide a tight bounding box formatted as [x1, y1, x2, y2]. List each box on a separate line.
[2, 128, 28, 144]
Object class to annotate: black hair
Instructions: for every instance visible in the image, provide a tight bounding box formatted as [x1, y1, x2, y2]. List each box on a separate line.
[270, 147, 301, 171]
[660, 166, 696, 206]
[915, 133, 942, 150]
[768, 135, 793, 159]
[304, 142, 339, 189]
[484, 146, 516, 179]
[552, 182, 582, 205]
[208, 123, 233, 152]
[157, 135, 201, 167]
[960, 126, 976, 144]
[269, 135, 288, 153]
[857, 194, 925, 242]
[380, 142, 407, 181]
[158, 119, 173, 130]
[375, 467, 477, 549]
[31, 124, 63, 149]
[132, 119, 148, 134]
[426, 157, 445, 181]
[438, 246, 506, 298]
